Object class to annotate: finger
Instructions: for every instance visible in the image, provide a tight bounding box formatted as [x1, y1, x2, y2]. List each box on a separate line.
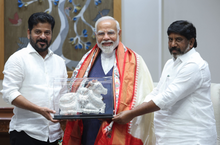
[113, 114, 118, 117]
[47, 109, 56, 114]
[48, 114, 59, 123]
[51, 119, 60, 123]
[113, 119, 121, 124]
[112, 117, 118, 121]
[112, 115, 118, 119]
[42, 107, 56, 114]
[114, 113, 120, 118]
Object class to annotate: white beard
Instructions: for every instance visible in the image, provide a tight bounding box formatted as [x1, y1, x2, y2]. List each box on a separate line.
[184, 44, 191, 53]
[97, 36, 119, 54]
[175, 44, 191, 60]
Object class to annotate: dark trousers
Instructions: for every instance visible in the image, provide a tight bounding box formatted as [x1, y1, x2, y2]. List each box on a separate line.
[10, 130, 58, 145]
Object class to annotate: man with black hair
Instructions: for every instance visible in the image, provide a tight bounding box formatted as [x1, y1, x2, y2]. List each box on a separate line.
[1, 12, 67, 145]
[113, 20, 217, 144]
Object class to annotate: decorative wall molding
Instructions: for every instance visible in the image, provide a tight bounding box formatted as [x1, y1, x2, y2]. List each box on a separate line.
[0, 107, 13, 133]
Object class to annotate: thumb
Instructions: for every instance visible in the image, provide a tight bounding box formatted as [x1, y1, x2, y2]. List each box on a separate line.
[47, 109, 56, 114]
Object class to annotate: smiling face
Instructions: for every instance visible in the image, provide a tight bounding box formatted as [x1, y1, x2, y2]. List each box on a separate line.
[27, 22, 52, 53]
[168, 33, 194, 59]
[96, 19, 121, 54]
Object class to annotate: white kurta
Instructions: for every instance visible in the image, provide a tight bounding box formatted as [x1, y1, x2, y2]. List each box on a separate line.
[145, 48, 217, 145]
[1, 43, 68, 142]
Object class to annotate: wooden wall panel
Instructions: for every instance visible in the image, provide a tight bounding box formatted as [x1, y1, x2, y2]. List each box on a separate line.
[0, 0, 121, 80]
[113, 0, 121, 29]
[0, 0, 4, 79]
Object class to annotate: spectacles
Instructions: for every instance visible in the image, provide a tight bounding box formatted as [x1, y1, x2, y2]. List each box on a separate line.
[97, 31, 116, 38]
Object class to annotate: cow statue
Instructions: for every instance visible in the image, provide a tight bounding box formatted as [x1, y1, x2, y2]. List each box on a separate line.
[59, 80, 107, 115]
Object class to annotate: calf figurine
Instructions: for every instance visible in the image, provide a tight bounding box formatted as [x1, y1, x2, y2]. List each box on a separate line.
[59, 80, 107, 115]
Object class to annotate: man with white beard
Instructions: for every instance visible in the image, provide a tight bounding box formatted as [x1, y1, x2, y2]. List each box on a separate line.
[62, 16, 156, 145]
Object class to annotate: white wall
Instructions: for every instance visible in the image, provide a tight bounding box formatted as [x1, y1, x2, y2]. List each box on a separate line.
[122, 0, 220, 83]
[121, 0, 161, 82]
[162, 0, 220, 83]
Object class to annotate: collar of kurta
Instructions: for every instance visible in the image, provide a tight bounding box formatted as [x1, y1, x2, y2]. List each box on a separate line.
[26, 43, 53, 58]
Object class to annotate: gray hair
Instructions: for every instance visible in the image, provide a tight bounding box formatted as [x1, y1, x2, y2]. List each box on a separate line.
[95, 16, 120, 33]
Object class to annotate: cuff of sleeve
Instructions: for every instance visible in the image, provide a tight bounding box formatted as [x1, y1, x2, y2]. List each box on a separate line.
[144, 94, 154, 103]
[152, 94, 166, 110]
[8, 91, 21, 104]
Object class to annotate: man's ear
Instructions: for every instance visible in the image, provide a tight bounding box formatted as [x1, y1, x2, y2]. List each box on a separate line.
[27, 29, 30, 39]
[118, 29, 122, 36]
[189, 38, 195, 48]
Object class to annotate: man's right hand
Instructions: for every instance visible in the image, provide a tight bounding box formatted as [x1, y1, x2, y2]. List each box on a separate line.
[112, 110, 134, 124]
[38, 107, 59, 123]
[12, 95, 59, 123]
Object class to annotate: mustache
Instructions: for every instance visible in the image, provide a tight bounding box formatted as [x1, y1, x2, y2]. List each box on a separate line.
[36, 39, 48, 44]
[169, 47, 181, 53]
[101, 40, 114, 44]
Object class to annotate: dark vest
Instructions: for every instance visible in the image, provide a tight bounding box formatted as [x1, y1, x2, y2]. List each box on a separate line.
[81, 52, 113, 145]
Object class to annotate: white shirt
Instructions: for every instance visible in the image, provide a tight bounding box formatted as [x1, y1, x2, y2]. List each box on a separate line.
[1, 43, 68, 142]
[101, 49, 115, 75]
[145, 48, 217, 145]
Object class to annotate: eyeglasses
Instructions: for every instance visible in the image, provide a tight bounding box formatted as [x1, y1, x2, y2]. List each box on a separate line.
[96, 31, 116, 38]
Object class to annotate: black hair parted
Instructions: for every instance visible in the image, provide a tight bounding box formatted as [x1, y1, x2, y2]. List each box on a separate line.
[167, 20, 197, 48]
[28, 12, 55, 32]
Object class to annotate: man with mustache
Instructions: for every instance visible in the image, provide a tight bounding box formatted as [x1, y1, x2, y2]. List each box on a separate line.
[113, 20, 217, 144]
[1, 12, 67, 145]
[62, 16, 155, 145]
